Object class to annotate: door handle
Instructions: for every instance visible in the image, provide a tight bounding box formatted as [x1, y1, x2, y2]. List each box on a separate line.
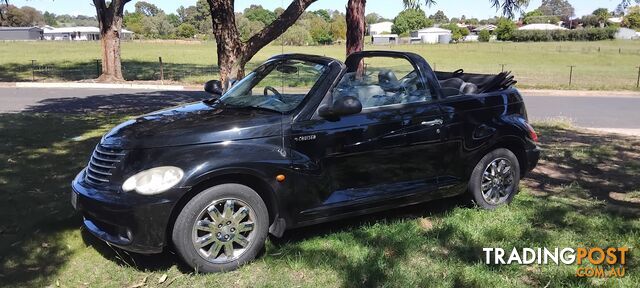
[421, 119, 443, 126]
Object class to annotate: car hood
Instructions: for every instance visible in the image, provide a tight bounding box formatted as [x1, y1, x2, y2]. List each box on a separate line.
[101, 102, 283, 149]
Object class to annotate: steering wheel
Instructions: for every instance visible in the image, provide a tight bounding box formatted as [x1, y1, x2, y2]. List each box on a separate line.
[263, 86, 284, 102]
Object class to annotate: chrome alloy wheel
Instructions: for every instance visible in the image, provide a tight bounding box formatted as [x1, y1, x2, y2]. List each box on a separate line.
[481, 158, 515, 205]
[192, 198, 256, 263]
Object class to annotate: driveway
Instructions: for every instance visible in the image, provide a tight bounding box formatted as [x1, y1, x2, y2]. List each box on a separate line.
[0, 87, 639, 135]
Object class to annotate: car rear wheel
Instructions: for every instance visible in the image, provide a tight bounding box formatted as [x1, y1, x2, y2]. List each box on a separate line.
[469, 148, 520, 209]
[172, 184, 269, 273]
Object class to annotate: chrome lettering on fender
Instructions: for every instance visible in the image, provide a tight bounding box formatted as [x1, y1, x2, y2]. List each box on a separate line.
[294, 135, 317, 142]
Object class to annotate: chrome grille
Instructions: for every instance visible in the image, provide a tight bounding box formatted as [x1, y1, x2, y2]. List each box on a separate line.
[85, 145, 125, 186]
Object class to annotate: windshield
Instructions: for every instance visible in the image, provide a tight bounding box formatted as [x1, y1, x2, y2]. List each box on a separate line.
[219, 59, 328, 113]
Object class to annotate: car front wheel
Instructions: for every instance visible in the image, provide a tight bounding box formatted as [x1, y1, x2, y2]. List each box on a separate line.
[469, 148, 520, 209]
[172, 183, 269, 273]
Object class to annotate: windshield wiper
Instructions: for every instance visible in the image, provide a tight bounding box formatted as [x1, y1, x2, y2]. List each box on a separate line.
[202, 97, 225, 107]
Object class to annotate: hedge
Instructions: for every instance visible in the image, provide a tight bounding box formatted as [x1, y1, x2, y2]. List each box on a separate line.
[509, 27, 617, 42]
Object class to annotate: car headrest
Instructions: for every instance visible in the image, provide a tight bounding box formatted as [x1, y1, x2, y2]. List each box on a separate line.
[378, 69, 399, 85]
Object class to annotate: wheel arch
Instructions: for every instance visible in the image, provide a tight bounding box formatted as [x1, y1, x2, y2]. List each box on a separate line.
[485, 136, 528, 177]
[166, 170, 280, 246]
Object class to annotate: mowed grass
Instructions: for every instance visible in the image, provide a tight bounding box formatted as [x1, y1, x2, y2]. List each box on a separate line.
[1, 40, 640, 90]
[1, 98, 639, 287]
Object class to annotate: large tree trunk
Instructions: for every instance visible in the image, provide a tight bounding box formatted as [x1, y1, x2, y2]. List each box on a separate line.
[346, 0, 366, 57]
[94, 0, 130, 82]
[207, 0, 317, 90]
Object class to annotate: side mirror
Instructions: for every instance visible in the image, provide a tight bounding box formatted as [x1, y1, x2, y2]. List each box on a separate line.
[204, 80, 223, 96]
[318, 96, 362, 120]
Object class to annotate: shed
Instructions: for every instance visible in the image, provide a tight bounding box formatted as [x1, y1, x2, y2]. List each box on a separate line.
[411, 27, 452, 44]
[0, 27, 43, 40]
[372, 34, 398, 45]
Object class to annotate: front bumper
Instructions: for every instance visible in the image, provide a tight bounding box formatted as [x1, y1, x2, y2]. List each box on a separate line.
[71, 170, 187, 254]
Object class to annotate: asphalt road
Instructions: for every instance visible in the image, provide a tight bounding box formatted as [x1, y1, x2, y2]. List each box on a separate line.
[0, 87, 639, 134]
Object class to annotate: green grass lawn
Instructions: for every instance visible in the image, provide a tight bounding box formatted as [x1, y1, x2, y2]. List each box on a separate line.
[1, 40, 640, 90]
[1, 100, 639, 287]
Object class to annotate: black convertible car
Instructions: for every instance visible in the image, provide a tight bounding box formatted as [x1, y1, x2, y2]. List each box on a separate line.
[71, 51, 539, 272]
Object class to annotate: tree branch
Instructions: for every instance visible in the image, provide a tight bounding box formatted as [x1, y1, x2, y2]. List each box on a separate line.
[244, 0, 317, 59]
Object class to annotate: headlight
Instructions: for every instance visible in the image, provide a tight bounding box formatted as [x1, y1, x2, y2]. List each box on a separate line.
[122, 166, 184, 195]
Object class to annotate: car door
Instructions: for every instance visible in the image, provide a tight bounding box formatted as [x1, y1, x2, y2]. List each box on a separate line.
[290, 53, 446, 221]
[289, 105, 406, 221]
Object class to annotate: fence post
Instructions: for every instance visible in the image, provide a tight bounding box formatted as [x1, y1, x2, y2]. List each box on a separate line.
[636, 66, 640, 89]
[95, 59, 101, 77]
[31, 60, 36, 81]
[159, 56, 164, 84]
[568, 65, 575, 86]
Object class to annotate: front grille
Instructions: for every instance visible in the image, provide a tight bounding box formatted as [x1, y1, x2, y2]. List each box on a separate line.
[85, 145, 126, 186]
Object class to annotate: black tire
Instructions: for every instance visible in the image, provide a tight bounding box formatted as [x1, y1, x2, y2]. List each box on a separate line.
[469, 148, 520, 210]
[172, 184, 269, 273]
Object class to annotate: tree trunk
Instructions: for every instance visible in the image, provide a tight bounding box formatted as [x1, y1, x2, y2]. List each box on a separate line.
[346, 0, 366, 74]
[207, 0, 317, 90]
[346, 0, 366, 56]
[98, 26, 124, 82]
[94, 0, 130, 82]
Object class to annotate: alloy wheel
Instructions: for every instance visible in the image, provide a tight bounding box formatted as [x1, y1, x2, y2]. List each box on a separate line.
[480, 158, 515, 205]
[191, 198, 257, 263]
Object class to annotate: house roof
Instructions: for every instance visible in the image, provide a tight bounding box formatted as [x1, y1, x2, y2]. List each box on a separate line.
[415, 27, 451, 33]
[0, 26, 43, 32]
[518, 23, 568, 31]
[43, 26, 133, 34]
[474, 24, 497, 31]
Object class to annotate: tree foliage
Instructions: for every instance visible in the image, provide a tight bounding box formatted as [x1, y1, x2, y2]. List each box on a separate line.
[244, 5, 276, 26]
[538, 0, 575, 18]
[478, 29, 491, 42]
[392, 8, 432, 36]
[495, 18, 517, 40]
[135, 1, 160, 17]
[0, 5, 44, 26]
[405, 0, 531, 19]
[429, 10, 449, 23]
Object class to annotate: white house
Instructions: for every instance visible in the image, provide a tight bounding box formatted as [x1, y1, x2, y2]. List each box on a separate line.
[43, 26, 134, 41]
[368, 21, 393, 35]
[518, 23, 568, 31]
[411, 27, 452, 44]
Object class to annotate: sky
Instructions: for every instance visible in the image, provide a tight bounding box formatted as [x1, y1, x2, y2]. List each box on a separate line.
[8, 0, 627, 19]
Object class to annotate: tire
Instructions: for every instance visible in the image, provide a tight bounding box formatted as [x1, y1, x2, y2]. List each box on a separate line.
[469, 148, 520, 210]
[172, 183, 269, 273]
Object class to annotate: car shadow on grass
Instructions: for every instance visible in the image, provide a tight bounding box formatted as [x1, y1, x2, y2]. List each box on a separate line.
[22, 90, 210, 115]
[0, 60, 219, 82]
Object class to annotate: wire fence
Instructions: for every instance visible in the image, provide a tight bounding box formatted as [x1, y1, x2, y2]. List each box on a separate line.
[2, 51, 640, 89]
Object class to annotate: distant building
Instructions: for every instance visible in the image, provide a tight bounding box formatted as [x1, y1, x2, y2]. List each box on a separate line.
[371, 34, 398, 45]
[368, 21, 394, 35]
[411, 27, 452, 44]
[0, 27, 43, 40]
[43, 26, 134, 41]
[518, 24, 568, 31]
[473, 25, 497, 33]
[615, 28, 639, 40]
[608, 17, 624, 24]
